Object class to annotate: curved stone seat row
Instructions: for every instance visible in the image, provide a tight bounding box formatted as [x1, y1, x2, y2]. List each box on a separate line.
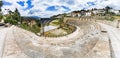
[67, 19, 101, 35]
[12, 26, 101, 58]
[11, 18, 103, 58]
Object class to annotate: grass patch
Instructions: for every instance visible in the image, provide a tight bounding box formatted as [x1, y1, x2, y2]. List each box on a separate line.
[105, 16, 115, 21]
[20, 23, 40, 34]
[49, 20, 60, 26]
[44, 24, 76, 37]
[113, 16, 120, 20]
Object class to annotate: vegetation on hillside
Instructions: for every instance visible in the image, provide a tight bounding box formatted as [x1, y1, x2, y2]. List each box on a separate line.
[2, 8, 41, 34]
[4, 8, 21, 25]
[0, 1, 3, 21]
[105, 16, 115, 21]
[44, 24, 76, 37]
[20, 23, 40, 34]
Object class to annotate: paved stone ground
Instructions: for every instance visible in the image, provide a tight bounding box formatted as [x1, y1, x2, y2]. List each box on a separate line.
[0, 26, 5, 30]
[2, 27, 30, 58]
[84, 32, 111, 58]
[9, 21, 107, 58]
[98, 22, 120, 58]
[0, 21, 117, 58]
[0, 27, 9, 58]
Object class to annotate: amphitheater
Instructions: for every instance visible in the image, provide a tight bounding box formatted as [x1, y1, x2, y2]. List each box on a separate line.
[0, 17, 120, 58]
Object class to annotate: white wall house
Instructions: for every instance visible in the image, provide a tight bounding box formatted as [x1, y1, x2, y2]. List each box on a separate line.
[71, 12, 81, 17]
[92, 9, 105, 16]
[85, 12, 91, 16]
[110, 9, 120, 15]
[66, 13, 72, 17]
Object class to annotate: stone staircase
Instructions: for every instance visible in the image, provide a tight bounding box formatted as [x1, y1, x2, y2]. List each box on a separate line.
[0, 19, 113, 58]
[7, 20, 111, 58]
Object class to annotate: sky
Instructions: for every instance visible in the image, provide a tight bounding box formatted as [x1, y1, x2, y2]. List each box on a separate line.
[1, 0, 120, 18]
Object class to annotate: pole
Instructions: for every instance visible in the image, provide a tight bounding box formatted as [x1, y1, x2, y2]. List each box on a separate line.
[40, 18, 44, 36]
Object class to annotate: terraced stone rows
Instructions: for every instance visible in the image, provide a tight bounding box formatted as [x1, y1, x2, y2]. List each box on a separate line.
[72, 21, 110, 58]
[10, 18, 105, 58]
[12, 26, 101, 58]
[67, 19, 101, 35]
[0, 16, 114, 58]
[14, 20, 100, 47]
[67, 20, 92, 35]
[13, 26, 81, 47]
[70, 20, 103, 57]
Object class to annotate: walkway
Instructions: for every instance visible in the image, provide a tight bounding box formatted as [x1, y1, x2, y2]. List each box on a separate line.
[0, 28, 9, 58]
[98, 22, 120, 58]
[2, 26, 30, 58]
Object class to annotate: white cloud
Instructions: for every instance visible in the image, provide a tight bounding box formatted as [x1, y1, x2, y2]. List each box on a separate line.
[2, 0, 120, 17]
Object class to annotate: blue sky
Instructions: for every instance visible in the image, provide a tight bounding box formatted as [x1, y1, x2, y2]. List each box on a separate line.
[2, 0, 120, 17]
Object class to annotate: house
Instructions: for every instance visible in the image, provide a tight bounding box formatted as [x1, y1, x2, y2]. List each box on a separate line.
[92, 9, 105, 16]
[85, 11, 92, 16]
[22, 17, 37, 27]
[71, 11, 81, 17]
[66, 13, 72, 17]
[109, 9, 120, 15]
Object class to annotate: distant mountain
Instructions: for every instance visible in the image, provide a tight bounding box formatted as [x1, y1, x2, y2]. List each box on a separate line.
[21, 16, 40, 20]
[30, 16, 40, 19]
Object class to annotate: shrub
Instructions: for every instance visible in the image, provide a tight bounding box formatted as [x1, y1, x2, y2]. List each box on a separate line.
[105, 16, 115, 21]
[31, 25, 40, 33]
[20, 23, 40, 34]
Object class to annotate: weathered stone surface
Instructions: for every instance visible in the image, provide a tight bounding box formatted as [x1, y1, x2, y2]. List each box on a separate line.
[10, 20, 104, 58]
[98, 22, 120, 58]
[0, 28, 9, 58]
[2, 27, 30, 58]
[0, 19, 114, 58]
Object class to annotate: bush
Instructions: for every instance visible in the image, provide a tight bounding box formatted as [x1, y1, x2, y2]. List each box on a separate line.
[4, 18, 18, 25]
[105, 16, 115, 21]
[31, 25, 40, 33]
[20, 23, 30, 30]
[20, 23, 40, 34]
[0, 14, 3, 20]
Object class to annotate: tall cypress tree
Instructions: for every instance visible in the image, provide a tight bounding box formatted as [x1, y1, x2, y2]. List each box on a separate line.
[105, 6, 112, 14]
[0, 1, 2, 12]
[14, 8, 21, 24]
[0, 1, 3, 21]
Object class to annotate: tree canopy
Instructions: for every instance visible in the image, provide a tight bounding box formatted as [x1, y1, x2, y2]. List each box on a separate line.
[0, 1, 3, 11]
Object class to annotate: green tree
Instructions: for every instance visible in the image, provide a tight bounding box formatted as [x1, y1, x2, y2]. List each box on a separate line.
[105, 6, 112, 14]
[0, 14, 2, 19]
[0, 1, 3, 21]
[4, 14, 17, 25]
[0, 1, 3, 12]
[14, 8, 21, 24]
[59, 15, 64, 28]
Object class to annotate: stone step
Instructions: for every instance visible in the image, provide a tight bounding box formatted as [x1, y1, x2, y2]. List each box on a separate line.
[11, 21, 102, 58]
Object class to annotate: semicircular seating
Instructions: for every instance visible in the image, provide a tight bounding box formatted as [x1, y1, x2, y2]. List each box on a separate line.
[11, 18, 111, 58]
